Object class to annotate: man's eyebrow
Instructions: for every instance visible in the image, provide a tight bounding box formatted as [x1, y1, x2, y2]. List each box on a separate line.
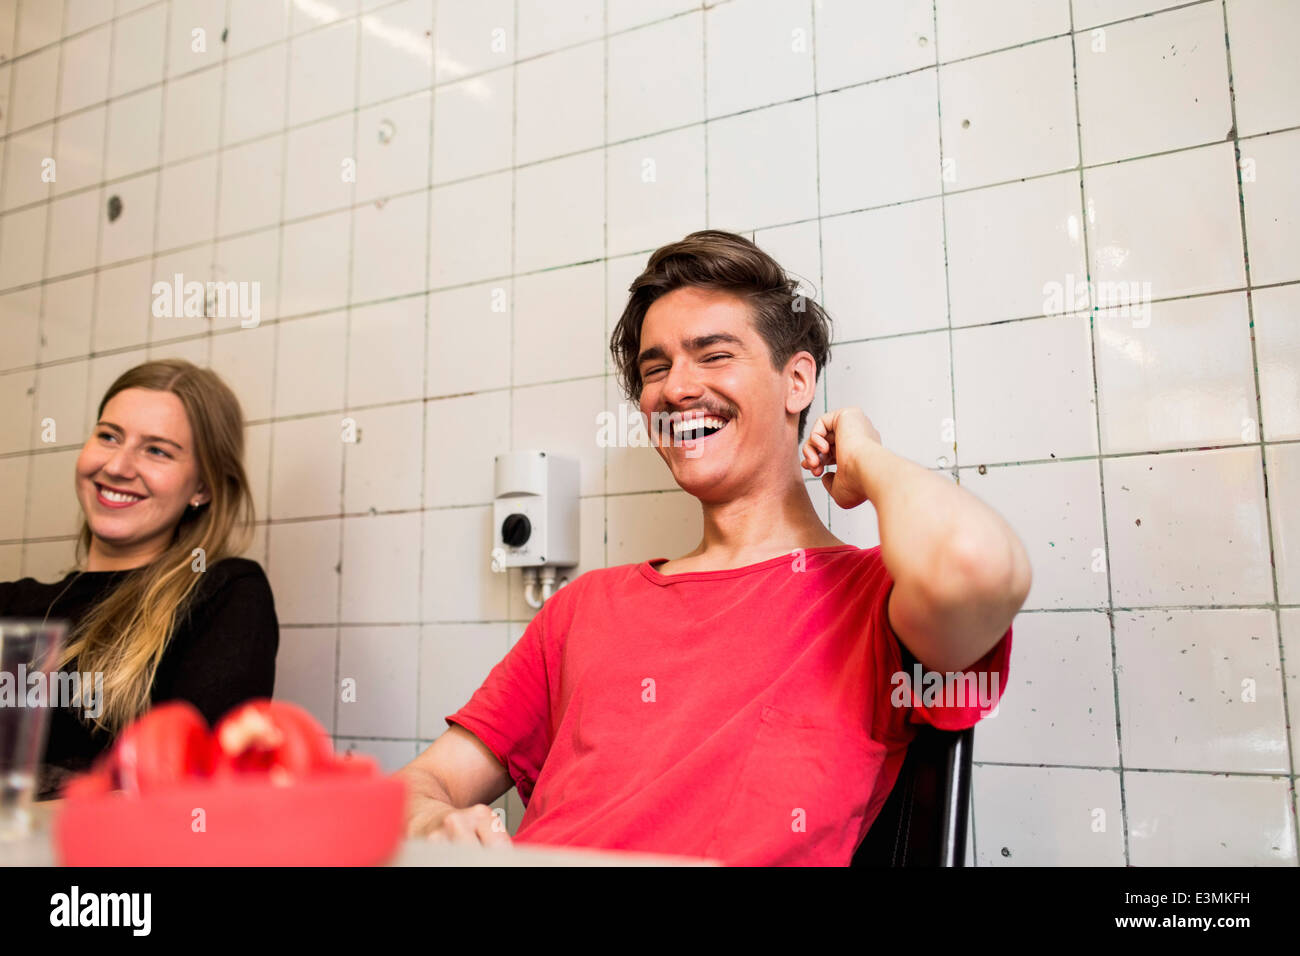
[96, 421, 185, 451]
[637, 332, 746, 368]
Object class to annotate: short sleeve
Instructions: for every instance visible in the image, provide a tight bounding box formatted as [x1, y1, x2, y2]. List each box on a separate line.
[151, 563, 279, 727]
[871, 563, 1012, 738]
[445, 608, 554, 804]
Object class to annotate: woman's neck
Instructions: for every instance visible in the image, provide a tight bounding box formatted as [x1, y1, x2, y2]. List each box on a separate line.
[85, 539, 165, 572]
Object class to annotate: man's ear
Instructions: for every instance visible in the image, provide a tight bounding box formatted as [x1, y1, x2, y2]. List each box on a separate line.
[784, 351, 818, 416]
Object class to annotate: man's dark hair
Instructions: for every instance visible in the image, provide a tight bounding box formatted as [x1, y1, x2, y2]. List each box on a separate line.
[609, 230, 834, 443]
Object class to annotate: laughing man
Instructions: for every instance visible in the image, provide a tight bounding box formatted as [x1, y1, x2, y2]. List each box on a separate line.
[398, 229, 1031, 866]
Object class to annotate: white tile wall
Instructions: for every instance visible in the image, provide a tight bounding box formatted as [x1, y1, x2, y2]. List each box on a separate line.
[1074, 3, 1231, 165]
[340, 510, 423, 620]
[814, 0, 934, 90]
[945, 172, 1087, 327]
[607, 12, 702, 143]
[0, 0, 1295, 867]
[939, 36, 1078, 190]
[818, 69, 939, 214]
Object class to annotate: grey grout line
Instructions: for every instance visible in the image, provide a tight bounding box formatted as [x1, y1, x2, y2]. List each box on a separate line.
[72, 0, 119, 577]
[9, 6, 1298, 235]
[807, 0, 828, 503]
[330, 4, 366, 744]
[601, 0, 610, 574]
[1219, 0, 1300, 856]
[105, 613, 455, 629]
[0, 0, 1215, 148]
[973, 760, 1294, 778]
[200, 0, 233, 374]
[4, 240, 1299, 388]
[206, 2, 235, 377]
[0, 0, 411, 74]
[932, 11, 957, 483]
[0, 572, 1289, 631]
[142, 1, 166, 350]
[4, 122, 1298, 337]
[928, 0, 975, 866]
[13, 500, 1300, 587]
[506, 0, 519, 622]
[1073, 0, 1216, 34]
[5, 402, 1300, 465]
[412, 0, 438, 756]
[263, 0, 299, 650]
[1067, 0, 1131, 868]
[700, 3, 709, 227]
[4, 512, 1300, 617]
[10, 86, 1298, 233]
[0, 0, 11, 70]
[0, 4, 13, 229]
[15, 0, 67, 579]
[6, 0, 647, 93]
[152, 8, 218, 369]
[183, 731, 1300, 783]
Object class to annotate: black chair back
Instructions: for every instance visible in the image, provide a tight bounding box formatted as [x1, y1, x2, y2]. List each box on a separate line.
[851, 722, 974, 866]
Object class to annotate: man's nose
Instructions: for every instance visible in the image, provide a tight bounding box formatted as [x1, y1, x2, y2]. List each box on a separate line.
[660, 361, 703, 405]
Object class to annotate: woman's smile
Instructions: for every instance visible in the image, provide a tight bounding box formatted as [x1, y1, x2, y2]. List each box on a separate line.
[94, 482, 148, 509]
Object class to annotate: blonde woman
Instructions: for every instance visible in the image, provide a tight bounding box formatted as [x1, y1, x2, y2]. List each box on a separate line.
[0, 359, 278, 799]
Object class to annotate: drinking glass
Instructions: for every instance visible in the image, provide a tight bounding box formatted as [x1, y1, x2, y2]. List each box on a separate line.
[0, 620, 68, 840]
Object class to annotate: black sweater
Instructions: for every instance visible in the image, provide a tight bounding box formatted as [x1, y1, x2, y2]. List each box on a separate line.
[0, 557, 278, 799]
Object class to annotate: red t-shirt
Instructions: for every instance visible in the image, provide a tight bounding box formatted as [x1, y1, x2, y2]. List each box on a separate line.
[445, 544, 1012, 866]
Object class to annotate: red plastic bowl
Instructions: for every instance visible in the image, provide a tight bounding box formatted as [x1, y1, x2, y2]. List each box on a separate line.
[54, 773, 407, 866]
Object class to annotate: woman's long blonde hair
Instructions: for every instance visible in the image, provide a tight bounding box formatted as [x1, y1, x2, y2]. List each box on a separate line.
[53, 359, 256, 734]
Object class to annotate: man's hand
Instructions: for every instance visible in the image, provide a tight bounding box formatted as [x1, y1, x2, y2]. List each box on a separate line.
[801, 404, 1030, 673]
[396, 725, 515, 845]
[425, 803, 513, 848]
[800, 407, 882, 510]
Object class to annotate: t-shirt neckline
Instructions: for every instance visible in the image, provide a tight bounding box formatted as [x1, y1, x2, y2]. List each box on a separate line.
[639, 544, 860, 586]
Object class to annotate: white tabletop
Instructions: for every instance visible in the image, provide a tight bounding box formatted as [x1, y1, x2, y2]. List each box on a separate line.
[0, 801, 720, 867]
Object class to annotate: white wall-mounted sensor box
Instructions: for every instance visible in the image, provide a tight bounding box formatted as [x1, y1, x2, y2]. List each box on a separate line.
[492, 450, 579, 569]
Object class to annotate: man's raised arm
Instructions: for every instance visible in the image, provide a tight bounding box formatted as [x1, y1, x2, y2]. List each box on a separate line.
[864, 438, 1030, 673]
[803, 407, 1032, 674]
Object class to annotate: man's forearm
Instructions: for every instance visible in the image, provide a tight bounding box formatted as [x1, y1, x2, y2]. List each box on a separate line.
[396, 764, 460, 837]
[854, 440, 1031, 668]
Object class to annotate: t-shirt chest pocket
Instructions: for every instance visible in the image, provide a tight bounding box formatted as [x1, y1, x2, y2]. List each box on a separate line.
[706, 703, 886, 866]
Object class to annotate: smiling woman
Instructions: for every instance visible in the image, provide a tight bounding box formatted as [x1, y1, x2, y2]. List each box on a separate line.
[0, 359, 279, 799]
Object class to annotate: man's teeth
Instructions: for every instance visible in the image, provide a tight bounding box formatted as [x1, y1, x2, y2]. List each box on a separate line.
[671, 417, 728, 438]
[100, 487, 143, 502]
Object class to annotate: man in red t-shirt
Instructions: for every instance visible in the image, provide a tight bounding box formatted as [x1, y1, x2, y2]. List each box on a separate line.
[398, 230, 1031, 866]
